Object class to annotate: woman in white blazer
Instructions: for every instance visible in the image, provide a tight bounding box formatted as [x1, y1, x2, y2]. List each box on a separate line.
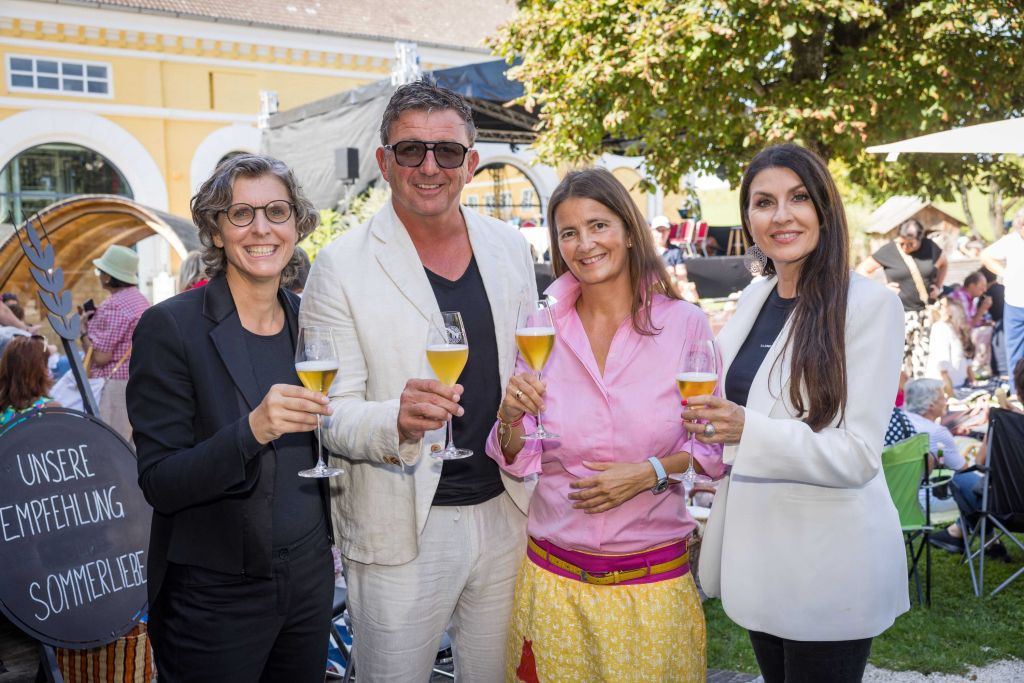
[684, 144, 909, 682]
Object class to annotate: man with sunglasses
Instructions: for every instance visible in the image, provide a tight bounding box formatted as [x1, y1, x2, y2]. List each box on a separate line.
[300, 81, 537, 680]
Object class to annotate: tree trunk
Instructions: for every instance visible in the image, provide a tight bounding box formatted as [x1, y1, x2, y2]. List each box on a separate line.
[988, 178, 1005, 242]
[958, 181, 981, 242]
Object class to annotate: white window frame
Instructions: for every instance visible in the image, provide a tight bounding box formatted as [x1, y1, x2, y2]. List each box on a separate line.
[6, 54, 114, 98]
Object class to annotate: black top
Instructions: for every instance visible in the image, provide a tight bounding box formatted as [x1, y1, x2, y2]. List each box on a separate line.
[986, 282, 1005, 323]
[725, 287, 797, 408]
[243, 323, 324, 549]
[871, 238, 943, 311]
[425, 256, 506, 506]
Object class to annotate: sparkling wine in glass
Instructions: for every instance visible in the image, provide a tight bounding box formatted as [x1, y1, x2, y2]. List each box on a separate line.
[516, 299, 559, 440]
[670, 338, 719, 496]
[426, 311, 472, 460]
[295, 326, 344, 478]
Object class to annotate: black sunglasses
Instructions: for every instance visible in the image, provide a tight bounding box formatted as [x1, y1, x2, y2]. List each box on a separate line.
[384, 140, 470, 169]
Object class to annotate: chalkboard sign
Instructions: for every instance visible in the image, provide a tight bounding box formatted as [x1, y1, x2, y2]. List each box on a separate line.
[0, 408, 150, 649]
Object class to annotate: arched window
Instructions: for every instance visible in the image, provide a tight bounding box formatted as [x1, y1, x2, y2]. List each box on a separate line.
[0, 143, 133, 224]
[462, 162, 541, 226]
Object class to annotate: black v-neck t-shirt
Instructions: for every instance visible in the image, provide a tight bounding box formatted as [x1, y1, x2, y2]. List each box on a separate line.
[425, 256, 506, 506]
[724, 287, 797, 408]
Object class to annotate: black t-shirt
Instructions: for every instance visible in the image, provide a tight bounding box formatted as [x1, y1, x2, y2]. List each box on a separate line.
[871, 238, 943, 311]
[725, 287, 797, 408]
[243, 322, 325, 548]
[986, 282, 1005, 323]
[425, 256, 506, 506]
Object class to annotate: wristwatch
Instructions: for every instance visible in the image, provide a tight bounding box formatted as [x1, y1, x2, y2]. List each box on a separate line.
[648, 456, 669, 494]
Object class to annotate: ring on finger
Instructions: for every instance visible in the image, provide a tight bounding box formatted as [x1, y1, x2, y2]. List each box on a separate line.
[703, 422, 717, 438]
[515, 389, 524, 401]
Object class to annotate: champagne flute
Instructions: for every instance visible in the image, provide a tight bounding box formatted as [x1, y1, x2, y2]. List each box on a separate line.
[670, 338, 719, 496]
[295, 326, 344, 478]
[426, 311, 472, 459]
[516, 299, 560, 440]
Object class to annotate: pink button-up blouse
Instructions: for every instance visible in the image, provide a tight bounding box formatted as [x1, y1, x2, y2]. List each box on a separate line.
[486, 273, 724, 554]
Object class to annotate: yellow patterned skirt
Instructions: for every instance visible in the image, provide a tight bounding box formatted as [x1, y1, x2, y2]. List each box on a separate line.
[504, 556, 706, 682]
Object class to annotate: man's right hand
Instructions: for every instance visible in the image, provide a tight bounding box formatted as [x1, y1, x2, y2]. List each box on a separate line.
[398, 378, 464, 443]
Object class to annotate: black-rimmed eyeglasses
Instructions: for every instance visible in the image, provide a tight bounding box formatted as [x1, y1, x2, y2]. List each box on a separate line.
[383, 140, 470, 169]
[219, 201, 295, 227]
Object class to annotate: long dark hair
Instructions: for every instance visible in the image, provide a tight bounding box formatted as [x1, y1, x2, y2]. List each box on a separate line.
[546, 168, 680, 335]
[739, 144, 849, 431]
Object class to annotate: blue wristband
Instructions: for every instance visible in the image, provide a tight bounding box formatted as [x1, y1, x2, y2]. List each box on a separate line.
[648, 456, 668, 494]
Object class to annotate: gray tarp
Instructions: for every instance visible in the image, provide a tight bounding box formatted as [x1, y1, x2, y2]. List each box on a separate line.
[261, 59, 528, 210]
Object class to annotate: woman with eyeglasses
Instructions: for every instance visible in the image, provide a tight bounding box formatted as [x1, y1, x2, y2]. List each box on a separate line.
[126, 154, 335, 682]
[0, 335, 61, 428]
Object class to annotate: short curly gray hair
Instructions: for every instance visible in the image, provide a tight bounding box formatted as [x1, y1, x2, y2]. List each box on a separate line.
[904, 378, 944, 416]
[190, 154, 319, 284]
[379, 79, 476, 146]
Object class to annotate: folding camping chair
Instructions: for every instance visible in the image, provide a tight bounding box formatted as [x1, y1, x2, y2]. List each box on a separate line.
[958, 408, 1024, 596]
[882, 433, 937, 606]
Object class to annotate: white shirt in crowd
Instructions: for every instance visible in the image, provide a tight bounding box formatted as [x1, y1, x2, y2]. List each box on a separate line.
[905, 410, 963, 469]
[925, 320, 969, 388]
[985, 231, 1024, 306]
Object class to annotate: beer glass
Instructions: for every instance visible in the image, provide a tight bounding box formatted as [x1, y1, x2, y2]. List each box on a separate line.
[516, 299, 559, 440]
[426, 311, 472, 459]
[295, 326, 344, 478]
[671, 338, 718, 495]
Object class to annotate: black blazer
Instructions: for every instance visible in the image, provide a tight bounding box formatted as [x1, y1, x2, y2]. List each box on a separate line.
[127, 274, 330, 605]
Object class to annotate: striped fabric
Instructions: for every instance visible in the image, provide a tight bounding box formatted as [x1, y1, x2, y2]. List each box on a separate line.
[56, 624, 155, 683]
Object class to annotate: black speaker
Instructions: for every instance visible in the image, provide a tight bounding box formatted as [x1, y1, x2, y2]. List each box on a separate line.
[334, 147, 359, 182]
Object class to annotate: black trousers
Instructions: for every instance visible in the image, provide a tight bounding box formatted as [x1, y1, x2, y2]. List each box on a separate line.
[749, 630, 873, 683]
[149, 526, 334, 683]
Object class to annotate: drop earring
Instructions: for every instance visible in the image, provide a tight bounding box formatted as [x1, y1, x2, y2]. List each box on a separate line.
[744, 243, 768, 275]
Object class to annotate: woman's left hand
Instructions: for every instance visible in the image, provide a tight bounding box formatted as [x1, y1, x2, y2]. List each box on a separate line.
[682, 395, 745, 445]
[568, 461, 655, 514]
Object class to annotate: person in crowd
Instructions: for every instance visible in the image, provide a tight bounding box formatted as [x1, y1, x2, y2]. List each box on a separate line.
[127, 154, 334, 681]
[857, 218, 948, 377]
[80, 244, 150, 441]
[688, 144, 908, 682]
[904, 378, 1009, 559]
[925, 296, 974, 395]
[176, 249, 208, 292]
[982, 268, 1008, 376]
[487, 168, 723, 681]
[651, 214, 685, 267]
[885, 371, 917, 447]
[282, 245, 311, 294]
[0, 292, 34, 333]
[950, 271, 995, 376]
[299, 81, 537, 681]
[981, 208, 1024, 389]
[0, 335, 60, 428]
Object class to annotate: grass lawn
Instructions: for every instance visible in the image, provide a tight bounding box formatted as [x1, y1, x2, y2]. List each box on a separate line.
[705, 533, 1024, 675]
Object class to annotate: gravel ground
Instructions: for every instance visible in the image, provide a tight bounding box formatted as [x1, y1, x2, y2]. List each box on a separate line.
[861, 660, 1024, 682]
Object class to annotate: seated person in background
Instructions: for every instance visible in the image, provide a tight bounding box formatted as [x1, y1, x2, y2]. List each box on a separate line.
[950, 271, 995, 376]
[905, 379, 998, 555]
[925, 297, 974, 395]
[885, 371, 917, 448]
[0, 336, 61, 427]
[651, 215, 685, 267]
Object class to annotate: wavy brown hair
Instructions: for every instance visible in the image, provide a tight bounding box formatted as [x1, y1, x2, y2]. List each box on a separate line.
[739, 144, 849, 431]
[190, 154, 319, 285]
[546, 167, 681, 335]
[0, 336, 52, 411]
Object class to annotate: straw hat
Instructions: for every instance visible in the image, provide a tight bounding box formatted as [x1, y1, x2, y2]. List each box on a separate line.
[92, 245, 139, 285]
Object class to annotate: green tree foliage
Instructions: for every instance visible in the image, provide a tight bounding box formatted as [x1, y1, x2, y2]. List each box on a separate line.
[495, 1, 1024, 235]
[300, 184, 391, 260]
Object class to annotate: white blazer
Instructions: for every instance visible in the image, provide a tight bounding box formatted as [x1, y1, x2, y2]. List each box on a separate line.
[698, 273, 910, 641]
[299, 201, 537, 566]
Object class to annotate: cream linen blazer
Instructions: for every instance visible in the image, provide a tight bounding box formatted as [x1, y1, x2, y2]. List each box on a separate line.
[299, 202, 537, 566]
[698, 273, 911, 641]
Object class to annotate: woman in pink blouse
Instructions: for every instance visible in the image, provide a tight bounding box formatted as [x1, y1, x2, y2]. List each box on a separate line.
[486, 168, 723, 682]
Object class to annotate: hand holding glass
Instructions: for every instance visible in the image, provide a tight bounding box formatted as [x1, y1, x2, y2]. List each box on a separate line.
[427, 311, 473, 459]
[516, 300, 559, 440]
[671, 338, 719, 496]
[295, 326, 343, 478]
